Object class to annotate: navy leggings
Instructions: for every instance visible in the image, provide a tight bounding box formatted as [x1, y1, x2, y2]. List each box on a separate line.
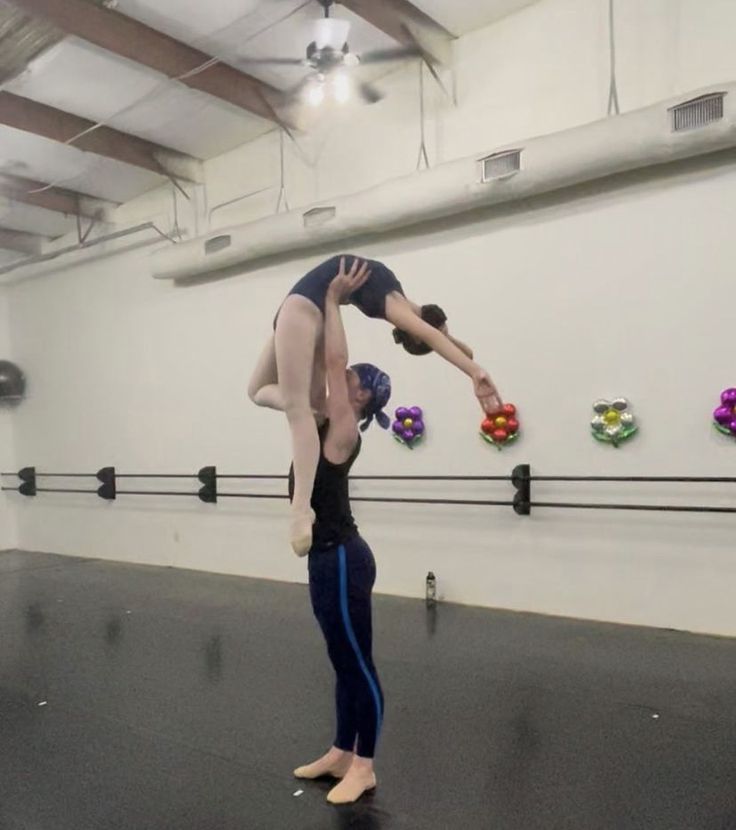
[308, 535, 384, 759]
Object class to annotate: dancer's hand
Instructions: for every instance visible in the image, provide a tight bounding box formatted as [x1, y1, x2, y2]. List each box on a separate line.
[328, 257, 371, 304]
[472, 368, 503, 414]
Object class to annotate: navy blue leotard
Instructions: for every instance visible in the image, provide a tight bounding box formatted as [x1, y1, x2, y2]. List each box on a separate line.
[287, 254, 404, 319]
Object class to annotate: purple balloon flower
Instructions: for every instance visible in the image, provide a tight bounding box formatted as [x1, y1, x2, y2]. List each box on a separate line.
[721, 388, 736, 406]
[714, 406, 733, 425]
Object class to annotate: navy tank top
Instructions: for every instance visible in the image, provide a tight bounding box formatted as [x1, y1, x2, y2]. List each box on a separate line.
[288, 254, 404, 319]
[288, 420, 361, 549]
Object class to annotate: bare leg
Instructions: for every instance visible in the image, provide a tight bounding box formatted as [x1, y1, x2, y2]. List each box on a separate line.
[248, 335, 285, 411]
[275, 296, 323, 556]
[249, 333, 328, 416]
[310, 335, 327, 419]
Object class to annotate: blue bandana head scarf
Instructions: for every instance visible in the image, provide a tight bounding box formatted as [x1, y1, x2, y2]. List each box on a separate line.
[350, 363, 392, 432]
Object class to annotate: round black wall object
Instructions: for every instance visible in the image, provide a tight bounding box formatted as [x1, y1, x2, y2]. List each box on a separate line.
[0, 360, 26, 404]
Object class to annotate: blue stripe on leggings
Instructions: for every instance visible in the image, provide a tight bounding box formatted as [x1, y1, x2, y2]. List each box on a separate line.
[338, 544, 383, 748]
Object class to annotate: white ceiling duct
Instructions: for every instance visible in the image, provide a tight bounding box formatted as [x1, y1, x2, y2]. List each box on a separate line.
[0, 221, 180, 284]
[130, 83, 736, 281]
[151, 83, 736, 279]
[153, 83, 736, 282]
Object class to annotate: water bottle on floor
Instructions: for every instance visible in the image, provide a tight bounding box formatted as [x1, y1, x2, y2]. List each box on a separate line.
[426, 571, 437, 606]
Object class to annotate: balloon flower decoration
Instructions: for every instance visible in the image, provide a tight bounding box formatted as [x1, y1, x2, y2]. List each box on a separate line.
[713, 388, 736, 440]
[480, 403, 520, 450]
[591, 398, 637, 447]
[392, 406, 425, 449]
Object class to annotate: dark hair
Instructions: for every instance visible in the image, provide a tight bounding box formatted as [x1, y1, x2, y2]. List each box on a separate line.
[350, 363, 392, 431]
[392, 304, 447, 356]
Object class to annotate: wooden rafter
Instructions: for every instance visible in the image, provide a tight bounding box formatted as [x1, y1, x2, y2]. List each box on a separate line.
[0, 91, 199, 178]
[7, 0, 288, 124]
[0, 173, 111, 218]
[0, 226, 45, 254]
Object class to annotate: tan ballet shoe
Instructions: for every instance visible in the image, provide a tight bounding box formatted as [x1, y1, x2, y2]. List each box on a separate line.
[290, 510, 315, 557]
[294, 752, 353, 780]
[326, 770, 377, 804]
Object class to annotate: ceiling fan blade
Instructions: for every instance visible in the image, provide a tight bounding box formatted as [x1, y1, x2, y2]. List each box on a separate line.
[358, 46, 420, 64]
[282, 74, 316, 101]
[358, 81, 384, 104]
[251, 85, 298, 141]
[237, 57, 305, 66]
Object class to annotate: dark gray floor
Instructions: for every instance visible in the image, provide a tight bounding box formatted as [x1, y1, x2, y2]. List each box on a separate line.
[1, 549, 735, 829]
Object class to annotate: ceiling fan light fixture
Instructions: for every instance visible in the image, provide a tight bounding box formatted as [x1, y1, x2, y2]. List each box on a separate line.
[313, 17, 350, 51]
[332, 71, 351, 104]
[306, 80, 326, 106]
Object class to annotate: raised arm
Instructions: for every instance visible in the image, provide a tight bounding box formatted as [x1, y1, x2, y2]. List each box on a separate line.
[323, 258, 370, 459]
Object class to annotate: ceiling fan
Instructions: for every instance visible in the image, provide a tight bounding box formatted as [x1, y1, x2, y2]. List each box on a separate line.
[240, 0, 430, 105]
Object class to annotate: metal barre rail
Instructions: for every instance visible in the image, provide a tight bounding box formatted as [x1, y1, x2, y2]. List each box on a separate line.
[4, 471, 736, 483]
[2, 465, 736, 516]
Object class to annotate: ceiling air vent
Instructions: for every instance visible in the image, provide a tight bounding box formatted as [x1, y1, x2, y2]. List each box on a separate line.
[204, 235, 232, 255]
[480, 149, 522, 183]
[669, 92, 725, 132]
[303, 206, 336, 228]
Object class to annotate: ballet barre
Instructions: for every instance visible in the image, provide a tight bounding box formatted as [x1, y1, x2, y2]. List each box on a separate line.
[3, 466, 736, 516]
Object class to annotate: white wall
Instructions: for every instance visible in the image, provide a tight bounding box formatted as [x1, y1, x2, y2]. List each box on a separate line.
[0, 289, 18, 550]
[6, 159, 736, 635]
[3, 0, 736, 634]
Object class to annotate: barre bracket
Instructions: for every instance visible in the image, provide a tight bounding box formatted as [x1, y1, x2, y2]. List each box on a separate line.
[97, 467, 116, 501]
[198, 466, 217, 504]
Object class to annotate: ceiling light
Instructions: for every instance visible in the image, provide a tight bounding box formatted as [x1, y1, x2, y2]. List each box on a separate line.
[313, 18, 350, 51]
[307, 82, 325, 107]
[332, 72, 350, 104]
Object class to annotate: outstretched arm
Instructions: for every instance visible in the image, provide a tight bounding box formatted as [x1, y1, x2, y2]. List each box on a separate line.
[385, 294, 502, 413]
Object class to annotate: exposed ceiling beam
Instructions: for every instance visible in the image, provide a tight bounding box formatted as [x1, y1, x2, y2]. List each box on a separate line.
[7, 0, 288, 124]
[0, 91, 201, 180]
[339, 0, 454, 52]
[0, 173, 112, 218]
[0, 226, 45, 255]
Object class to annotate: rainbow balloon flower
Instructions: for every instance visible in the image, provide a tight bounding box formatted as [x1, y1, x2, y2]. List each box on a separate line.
[591, 398, 637, 447]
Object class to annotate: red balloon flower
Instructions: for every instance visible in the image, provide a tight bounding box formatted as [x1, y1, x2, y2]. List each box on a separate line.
[481, 403, 520, 450]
